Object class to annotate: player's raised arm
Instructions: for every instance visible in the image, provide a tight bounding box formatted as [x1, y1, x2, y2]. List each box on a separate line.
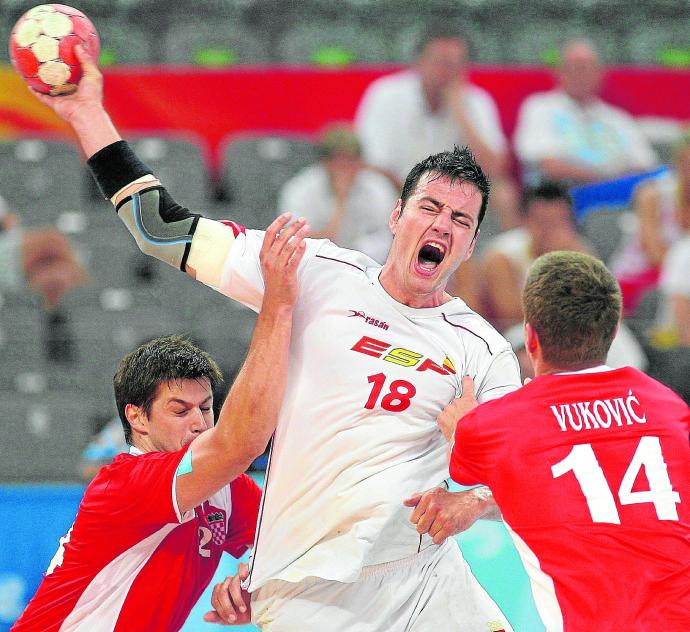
[175, 214, 309, 513]
[30, 46, 236, 288]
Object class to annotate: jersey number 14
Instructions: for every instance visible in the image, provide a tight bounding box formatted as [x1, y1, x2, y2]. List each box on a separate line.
[552, 436, 680, 523]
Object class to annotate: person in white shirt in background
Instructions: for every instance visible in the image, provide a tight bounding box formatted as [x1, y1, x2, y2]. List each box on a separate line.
[356, 25, 518, 233]
[356, 25, 520, 312]
[611, 131, 690, 315]
[514, 38, 658, 187]
[277, 124, 397, 263]
[659, 232, 690, 348]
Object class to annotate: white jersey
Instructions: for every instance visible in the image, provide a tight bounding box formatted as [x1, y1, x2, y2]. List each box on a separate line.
[214, 230, 520, 590]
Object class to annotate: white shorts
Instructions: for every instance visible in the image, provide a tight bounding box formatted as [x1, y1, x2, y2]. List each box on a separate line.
[250, 539, 513, 632]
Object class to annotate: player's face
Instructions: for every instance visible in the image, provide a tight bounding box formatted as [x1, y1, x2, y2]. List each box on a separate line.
[383, 173, 481, 308]
[140, 378, 214, 452]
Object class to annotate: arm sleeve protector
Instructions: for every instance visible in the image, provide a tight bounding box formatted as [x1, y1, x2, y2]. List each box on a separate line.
[115, 186, 200, 271]
[87, 140, 235, 278]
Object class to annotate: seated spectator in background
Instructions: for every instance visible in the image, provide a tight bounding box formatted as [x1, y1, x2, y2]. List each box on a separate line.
[0, 199, 86, 309]
[611, 131, 690, 314]
[0, 194, 19, 232]
[277, 124, 397, 262]
[514, 38, 658, 187]
[481, 182, 589, 330]
[658, 234, 690, 348]
[355, 25, 518, 231]
[481, 182, 647, 371]
[650, 234, 690, 404]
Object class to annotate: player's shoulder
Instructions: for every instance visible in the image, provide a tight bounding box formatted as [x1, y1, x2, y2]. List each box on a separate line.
[307, 239, 379, 275]
[81, 453, 137, 502]
[440, 302, 513, 356]
[622, 366, 689, 403]
[95, 450, 181, 488]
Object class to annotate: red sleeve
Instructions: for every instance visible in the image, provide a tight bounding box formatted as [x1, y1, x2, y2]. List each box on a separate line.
[219, 219, 246, 237]
[449, 410, 487, 486]
[224, 474, 262, 558]
[95, 449, 188, 526]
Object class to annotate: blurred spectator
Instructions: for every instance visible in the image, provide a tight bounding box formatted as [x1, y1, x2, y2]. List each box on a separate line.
[355, 25, 519, 231]
[481, 182, 590, 330]
[658, 234, 690, 347]
[648, 233, 690, 404]
[611, 131, 690, 314]
[481, 182, 648, 370]
[277, 124, 397, 262]
[0, 194, 19, 232]
[514, 39, 658, 187]
[0, 205, 86, 309]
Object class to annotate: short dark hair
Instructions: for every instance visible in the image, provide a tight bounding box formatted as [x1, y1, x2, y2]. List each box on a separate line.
[522, 251, 621, 369]
[114, 335, 224, 444]
[521, 181, 572, 217]
[400, 146, 490, 230]
[415, 23, 467, 57]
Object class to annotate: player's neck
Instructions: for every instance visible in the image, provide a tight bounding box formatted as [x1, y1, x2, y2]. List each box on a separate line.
[130, 437, 155, 454]
[536, 359, 607, 376]
[379, 267, 451, 308]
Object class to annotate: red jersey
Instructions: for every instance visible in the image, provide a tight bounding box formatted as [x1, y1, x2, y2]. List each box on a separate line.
[450, 366, 690, 631]
[13, 448, 261, 632]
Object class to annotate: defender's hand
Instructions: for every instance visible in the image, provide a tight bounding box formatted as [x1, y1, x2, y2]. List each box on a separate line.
[203, 563, 252, 625]
[260, 213, 310, 311]
[404, 487, 493, 544]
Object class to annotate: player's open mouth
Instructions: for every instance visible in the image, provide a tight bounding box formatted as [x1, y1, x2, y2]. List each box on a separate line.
[415, 241, 446, 276]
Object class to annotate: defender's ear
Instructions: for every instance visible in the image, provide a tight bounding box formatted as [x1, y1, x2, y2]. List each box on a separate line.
[525, 322, 539, 354]
[125, 403, 149, 438]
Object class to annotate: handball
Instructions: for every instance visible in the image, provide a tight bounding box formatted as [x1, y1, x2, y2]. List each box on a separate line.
[8, 4, 100, 96]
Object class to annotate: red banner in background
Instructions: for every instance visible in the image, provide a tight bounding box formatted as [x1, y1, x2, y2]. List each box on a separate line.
[1, 64, 689, 173]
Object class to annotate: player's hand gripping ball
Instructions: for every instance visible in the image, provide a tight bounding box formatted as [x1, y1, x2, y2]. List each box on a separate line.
[8, 4, 99, 96]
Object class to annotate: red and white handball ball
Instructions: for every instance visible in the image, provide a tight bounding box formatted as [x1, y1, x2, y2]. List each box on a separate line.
[8, 4, 100, 96]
